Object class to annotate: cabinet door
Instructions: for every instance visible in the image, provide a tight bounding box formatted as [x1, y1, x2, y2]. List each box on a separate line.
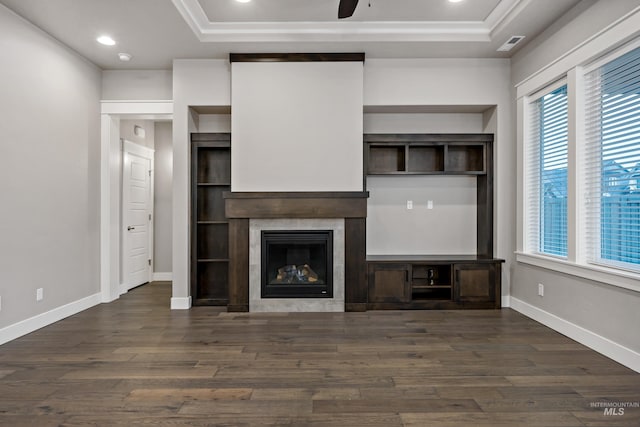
[368, 263, 410, 303]
[453, 263, 496, 303]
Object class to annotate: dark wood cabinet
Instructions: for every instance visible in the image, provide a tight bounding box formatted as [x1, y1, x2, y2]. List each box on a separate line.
[454, 263, 497, 304]
[367, 263, 410, 303]
[367, 256, 503, 310]
[191, 133, 231, 306]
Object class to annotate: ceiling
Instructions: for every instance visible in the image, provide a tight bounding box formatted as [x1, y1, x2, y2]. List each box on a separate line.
[0, 0, 583, 70]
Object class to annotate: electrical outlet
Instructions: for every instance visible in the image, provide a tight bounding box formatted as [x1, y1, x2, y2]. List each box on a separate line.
[36, 288, 43, 301]
[538, 283, 544, 297]
[407, 200, 413, 210]
[427, 200, 434, 209]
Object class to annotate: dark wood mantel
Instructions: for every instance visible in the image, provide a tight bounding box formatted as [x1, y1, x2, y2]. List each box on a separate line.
[224, 191, 369, 312]
[225, 191, 368, 218]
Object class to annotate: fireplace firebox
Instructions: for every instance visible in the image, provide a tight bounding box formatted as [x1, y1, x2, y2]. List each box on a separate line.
[261, 230, 333, 298]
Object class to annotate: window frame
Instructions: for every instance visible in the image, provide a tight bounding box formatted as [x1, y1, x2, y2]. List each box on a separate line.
[583, 42, 640, 273]
[516, 33, 640, 294]
[525, 80, 569, 259]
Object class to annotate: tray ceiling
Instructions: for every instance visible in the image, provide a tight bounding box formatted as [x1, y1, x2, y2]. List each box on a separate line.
[0, 0, 583, 69]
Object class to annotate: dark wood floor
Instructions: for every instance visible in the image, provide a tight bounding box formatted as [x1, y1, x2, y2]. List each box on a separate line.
[0, 283, 638, 426]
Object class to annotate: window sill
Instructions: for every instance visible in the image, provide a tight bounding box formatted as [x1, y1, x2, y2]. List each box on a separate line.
[515, 252, 640, 294]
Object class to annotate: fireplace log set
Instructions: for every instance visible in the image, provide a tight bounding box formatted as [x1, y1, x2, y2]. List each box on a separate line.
[274, 264, 320, 284]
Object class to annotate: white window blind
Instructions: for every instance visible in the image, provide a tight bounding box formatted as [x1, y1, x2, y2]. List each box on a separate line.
[527, 85, 569, 257]
[585, 46, 640, 271]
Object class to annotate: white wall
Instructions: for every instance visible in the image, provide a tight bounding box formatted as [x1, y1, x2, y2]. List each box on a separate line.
[0, 6, 101, 333]
[367, 176, 477, 255]
[231, 61, 363, 192]
[154, 122, 173, 275]
[511, 1, 640, 369]
[363, 113, 483, 134]
[198, 114, 231, 133]
[102, 70, 172, 101]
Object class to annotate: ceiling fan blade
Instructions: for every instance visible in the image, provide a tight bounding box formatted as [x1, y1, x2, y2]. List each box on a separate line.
[338, 0, 359, 19]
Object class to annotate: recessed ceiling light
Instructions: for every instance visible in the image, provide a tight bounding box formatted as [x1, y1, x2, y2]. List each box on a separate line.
[118, 52, 132, 62]
[448, 0, 464, 3]
[97, 35, 116, 46]
[235, 0, 251, 3]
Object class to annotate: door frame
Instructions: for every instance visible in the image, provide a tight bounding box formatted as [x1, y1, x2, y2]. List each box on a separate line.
[100, 101, 172, 303]
[121, 140, 155, 294]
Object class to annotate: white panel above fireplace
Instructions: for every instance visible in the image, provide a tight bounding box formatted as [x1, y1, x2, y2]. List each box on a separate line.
[231, 61, 363, 192]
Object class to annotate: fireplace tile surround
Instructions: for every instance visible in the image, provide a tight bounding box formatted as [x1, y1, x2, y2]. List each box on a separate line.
[224, 192, 369, 312]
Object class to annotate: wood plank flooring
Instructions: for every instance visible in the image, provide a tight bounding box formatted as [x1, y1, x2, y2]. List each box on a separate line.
[0, 282, 638, 426]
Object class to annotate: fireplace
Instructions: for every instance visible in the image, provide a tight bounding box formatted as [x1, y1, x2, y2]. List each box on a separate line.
[261, 230, 333, 298]
[224, 192, 369, 312]
[248, 219, 344, 312]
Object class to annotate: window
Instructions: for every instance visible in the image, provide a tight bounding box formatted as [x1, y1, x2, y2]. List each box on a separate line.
[527, 84, 569, 257]
[585, 46, 640, 271]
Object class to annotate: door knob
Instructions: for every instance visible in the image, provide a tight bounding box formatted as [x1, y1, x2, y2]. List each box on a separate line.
[127, 226, 135, 231]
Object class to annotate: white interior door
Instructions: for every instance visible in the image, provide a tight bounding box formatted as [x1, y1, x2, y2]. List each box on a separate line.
[122, 141, 154, 292]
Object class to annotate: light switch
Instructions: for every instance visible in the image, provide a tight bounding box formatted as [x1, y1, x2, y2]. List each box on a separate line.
[407, 200, 413, 210]
[427, 200, 434, 209]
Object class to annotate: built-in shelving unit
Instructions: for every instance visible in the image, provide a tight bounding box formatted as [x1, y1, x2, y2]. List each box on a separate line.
[364, 133, 502, 309]
[367, 255, 503, 309]
[365, 134, 489, 176]
[191, 133, 231, 306]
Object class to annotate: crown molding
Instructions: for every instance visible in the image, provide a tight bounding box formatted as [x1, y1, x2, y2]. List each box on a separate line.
[172, 0, 523, 43]
[485, 0, 530, 36]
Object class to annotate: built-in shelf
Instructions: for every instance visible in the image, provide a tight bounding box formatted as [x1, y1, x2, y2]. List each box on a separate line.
[364, 133, 498, 310]
[446, 144, 484, 173]
[368, 144, 406, 174]
[408, 145, 445, 173]
[365, 134, 489, 176]
[191, 133, 231, 306]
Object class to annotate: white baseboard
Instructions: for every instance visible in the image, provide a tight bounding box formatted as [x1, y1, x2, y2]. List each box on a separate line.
[152, 272, 172, 281]
[510, 296, 640, 373]
[171, 296, 191, 310]
[501, 295, 511, 307]
[0, 293, 102, 345]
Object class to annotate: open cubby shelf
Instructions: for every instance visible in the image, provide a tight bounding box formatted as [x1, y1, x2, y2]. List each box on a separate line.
[367, 145, 406, 174]
[408, 145, 445, 173]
